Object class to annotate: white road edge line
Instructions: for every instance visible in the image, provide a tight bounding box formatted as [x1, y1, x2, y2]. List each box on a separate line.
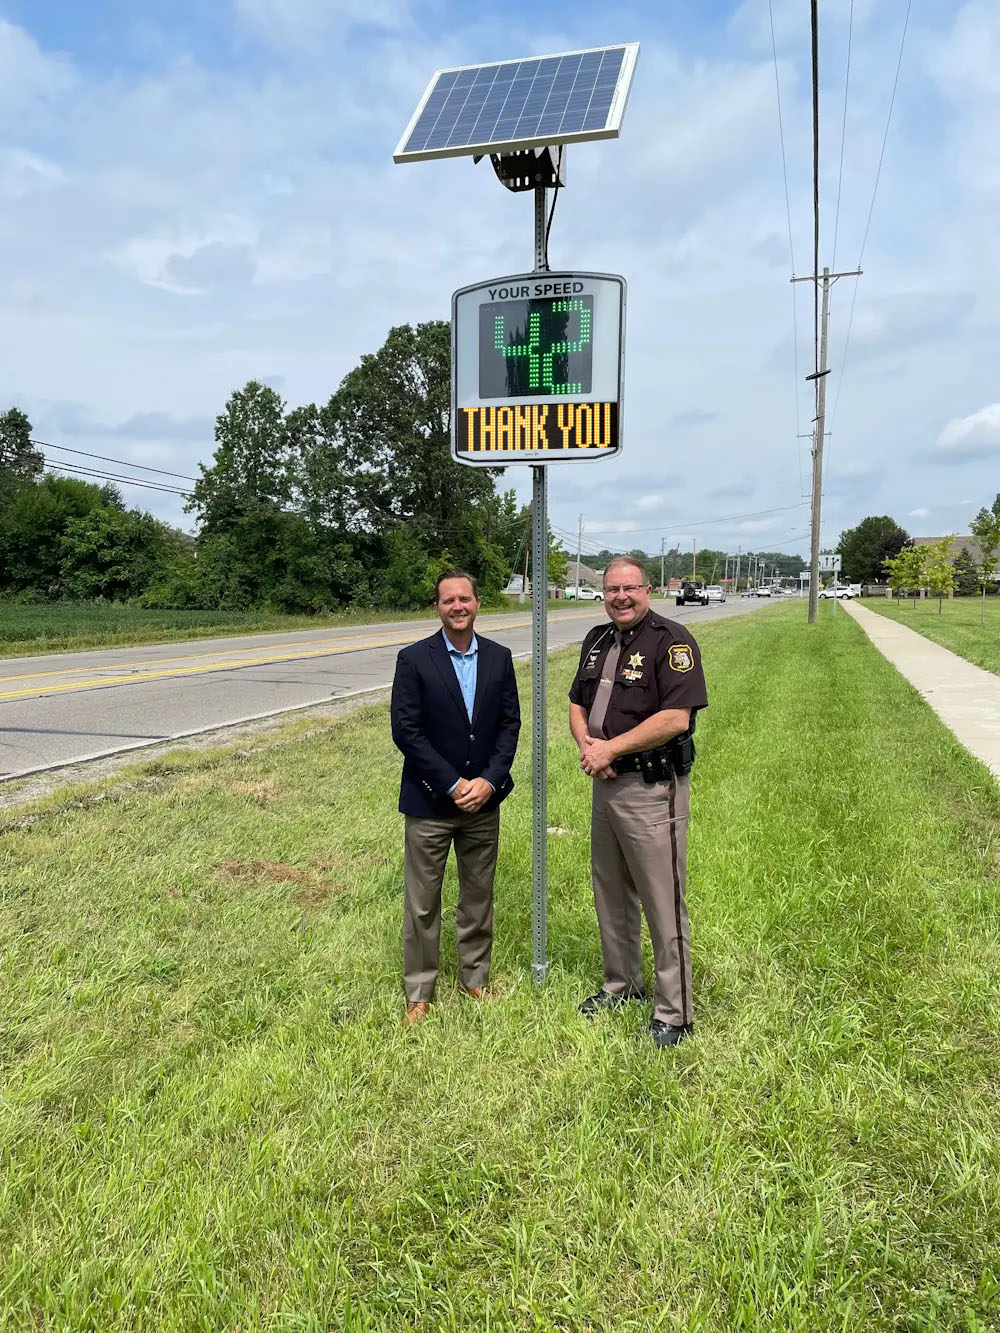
[0, 647, 544, 785]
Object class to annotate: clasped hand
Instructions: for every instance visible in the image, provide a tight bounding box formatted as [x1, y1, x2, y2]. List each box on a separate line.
[452, 776, 493, 812]
[580, 734, 616, 780]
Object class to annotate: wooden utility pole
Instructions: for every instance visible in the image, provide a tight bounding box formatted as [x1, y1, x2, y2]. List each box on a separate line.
[793, 265, 862, 623]
[660, 537, 665, 594]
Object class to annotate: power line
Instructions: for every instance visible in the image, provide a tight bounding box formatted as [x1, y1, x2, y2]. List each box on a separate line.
[810, 0, 821, 378]
[767, 0, 805, 492]
[829, 0, 912, 432]
[831, 0, 854, 271]
[32, 438, 199, 482]
[44, 460, 193, 497]
[551, 501, 809, 542]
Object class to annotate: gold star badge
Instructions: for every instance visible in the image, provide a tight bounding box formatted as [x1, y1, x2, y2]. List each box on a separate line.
[628, 652, 644, 669]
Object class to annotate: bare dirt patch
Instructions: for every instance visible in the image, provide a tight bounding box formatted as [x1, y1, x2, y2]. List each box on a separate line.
[215, 860, 315, 885]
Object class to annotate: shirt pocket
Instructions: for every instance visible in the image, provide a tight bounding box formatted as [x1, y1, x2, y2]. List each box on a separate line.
[615, 673, 655, 720]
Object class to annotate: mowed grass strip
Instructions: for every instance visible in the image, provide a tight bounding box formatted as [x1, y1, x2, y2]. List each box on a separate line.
[862, 593, 1000, 677]
[2, 603, 1000, 1330]
[0, 600, 579, 658]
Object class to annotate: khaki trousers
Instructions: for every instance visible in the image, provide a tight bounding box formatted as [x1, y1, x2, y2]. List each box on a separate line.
[403, 808, 500, 1003]
[590, 772, 693, 1026]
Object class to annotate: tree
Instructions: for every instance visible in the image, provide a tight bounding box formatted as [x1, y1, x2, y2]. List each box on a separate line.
[922, 536, 956, 613]
[299, 322, 510, 600]
[187, 381, 294, 535]
[970, 494, 1000, 595]
[59, 507, 173, 601]
[883, 544, 925, 606]
[837, 516, 909, 584]
[0, 475, 118, 596]
[0, 407, 43, 496]
[952, 547, 980, 598]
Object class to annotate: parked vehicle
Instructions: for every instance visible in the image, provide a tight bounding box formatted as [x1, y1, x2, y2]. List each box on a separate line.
[565, 585, 601, 601]
[705, 585, 726, 603]
[818, 584, 858, 600]
[676, 579, 708, 607]
[756, 585, 772, 597]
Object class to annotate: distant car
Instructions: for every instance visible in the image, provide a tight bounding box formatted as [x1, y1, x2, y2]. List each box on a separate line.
[705, 585, 726, 603]
[818, 585, 857, 599]
[565, 585, 600, 601]
[756, 586, 772, 597]
[676, 579, 708, 607]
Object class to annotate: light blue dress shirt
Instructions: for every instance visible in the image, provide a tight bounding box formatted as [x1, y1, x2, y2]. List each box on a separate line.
[442, 629, 492, 797]
[443, 627, 478, 720]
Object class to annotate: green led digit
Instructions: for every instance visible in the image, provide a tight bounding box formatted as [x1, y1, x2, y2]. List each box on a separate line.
[500, 311, 541, 389]
[543, 299, 592, 394]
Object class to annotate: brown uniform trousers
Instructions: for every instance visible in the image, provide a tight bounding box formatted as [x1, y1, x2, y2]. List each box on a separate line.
[591, 770, 692, 1026]
[403, 808, 500, 1003]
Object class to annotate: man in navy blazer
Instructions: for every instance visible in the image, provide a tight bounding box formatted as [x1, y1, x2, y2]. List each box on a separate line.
[391, 569, 521, 1027]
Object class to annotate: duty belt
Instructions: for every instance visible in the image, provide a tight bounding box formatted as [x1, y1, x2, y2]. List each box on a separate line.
[612, 734, 695, 783]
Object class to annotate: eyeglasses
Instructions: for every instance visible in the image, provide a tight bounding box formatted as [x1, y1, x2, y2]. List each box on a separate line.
[603, 584, 648, 597]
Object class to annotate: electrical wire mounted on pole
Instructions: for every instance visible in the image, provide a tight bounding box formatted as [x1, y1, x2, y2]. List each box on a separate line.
[792, 265, 861, 624]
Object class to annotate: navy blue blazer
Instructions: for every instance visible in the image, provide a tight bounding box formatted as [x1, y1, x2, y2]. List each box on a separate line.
[390, 630, 521, 818]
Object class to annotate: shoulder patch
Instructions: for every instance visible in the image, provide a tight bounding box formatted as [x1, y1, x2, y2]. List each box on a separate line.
[668, 643, 695, 673]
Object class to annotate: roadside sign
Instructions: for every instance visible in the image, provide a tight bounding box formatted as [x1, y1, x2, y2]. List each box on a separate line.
[819, 552, 842, 573]
[451, 270, 625, 465]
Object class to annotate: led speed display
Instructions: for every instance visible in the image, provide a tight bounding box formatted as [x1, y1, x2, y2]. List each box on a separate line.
[452, 271, 625, 465]
[479, 296, 594, 398]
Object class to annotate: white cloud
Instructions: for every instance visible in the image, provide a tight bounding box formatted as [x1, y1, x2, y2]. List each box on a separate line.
[909, 507, 930, 517]
[934, 403, 1000, 459]
[0, 148, 66, 200]
[0, 1, 995, 553]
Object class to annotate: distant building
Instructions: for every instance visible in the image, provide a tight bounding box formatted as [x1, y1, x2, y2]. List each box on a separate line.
[912, 536, 1000, 579]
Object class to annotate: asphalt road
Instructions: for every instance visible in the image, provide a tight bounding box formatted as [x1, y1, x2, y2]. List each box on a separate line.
[0, 597, 772, 781]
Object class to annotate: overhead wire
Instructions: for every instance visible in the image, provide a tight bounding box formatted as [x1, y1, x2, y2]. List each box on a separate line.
[829, 0, 912, 432]
[767, 0, 806, 495]
[44, 461, 193, 497]
[33, 438, 199, 482]
[831, 0, 854, 271]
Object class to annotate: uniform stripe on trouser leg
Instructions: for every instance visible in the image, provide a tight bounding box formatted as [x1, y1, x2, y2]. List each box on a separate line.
[667, 782, 690, 1026]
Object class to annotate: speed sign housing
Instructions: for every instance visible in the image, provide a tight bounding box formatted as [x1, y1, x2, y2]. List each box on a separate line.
[451, 270, 625, 465]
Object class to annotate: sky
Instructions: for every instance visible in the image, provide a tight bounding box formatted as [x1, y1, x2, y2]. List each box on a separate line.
[2, 0, 998, 567]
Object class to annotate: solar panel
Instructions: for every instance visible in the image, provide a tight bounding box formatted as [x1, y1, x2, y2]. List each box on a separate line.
[393, 44, 639, 164]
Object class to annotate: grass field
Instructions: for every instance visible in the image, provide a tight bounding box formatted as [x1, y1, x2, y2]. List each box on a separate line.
[3, 602, 1000, 1328]
[0, 599, 582, 658]
[862, 594, 1000, 677]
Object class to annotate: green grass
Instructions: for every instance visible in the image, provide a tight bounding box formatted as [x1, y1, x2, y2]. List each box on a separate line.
[2, 602, 1000, 1329]
[862, 594, 1000, 676]
[0, 600, 587, 658]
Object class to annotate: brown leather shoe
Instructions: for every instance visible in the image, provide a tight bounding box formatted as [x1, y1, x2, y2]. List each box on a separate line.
[403, 1001, 430, 1029]
[462, 986, 497, 1001]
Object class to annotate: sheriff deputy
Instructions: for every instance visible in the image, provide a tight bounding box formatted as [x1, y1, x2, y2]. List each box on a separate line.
[568, 555, 708, 1048]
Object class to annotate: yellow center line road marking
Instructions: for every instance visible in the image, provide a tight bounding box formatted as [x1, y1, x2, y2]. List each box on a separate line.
[0, 613, 580, 684]
[0, 613, 586, 702]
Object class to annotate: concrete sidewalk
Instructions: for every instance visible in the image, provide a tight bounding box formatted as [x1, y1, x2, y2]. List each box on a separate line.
[845, 599, 1000, 781]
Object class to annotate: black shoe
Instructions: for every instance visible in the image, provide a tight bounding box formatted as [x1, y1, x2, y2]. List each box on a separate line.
[579, 986, 646, 1018]
[650, 1020, 694, 1048]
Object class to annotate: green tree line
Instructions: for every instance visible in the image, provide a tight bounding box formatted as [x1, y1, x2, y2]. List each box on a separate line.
[1, 323, 568, 612]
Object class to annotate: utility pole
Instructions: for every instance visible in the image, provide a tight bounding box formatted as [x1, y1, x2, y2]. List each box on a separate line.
[735, 546, 742, 593]
[692, 538, 697, 579]
[660, 536, 665, 596]
[574, 513, 583, 601]
[793, 264, 862, 624]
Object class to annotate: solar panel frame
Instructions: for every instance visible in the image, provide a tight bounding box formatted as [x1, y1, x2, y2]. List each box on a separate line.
[393, 43, 639, 164]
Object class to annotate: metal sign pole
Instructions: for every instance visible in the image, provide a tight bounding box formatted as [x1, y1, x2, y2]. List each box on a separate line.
[531, 181, 549, 985]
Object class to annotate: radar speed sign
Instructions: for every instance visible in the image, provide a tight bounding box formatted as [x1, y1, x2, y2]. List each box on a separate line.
[452, 271, 625, 465]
